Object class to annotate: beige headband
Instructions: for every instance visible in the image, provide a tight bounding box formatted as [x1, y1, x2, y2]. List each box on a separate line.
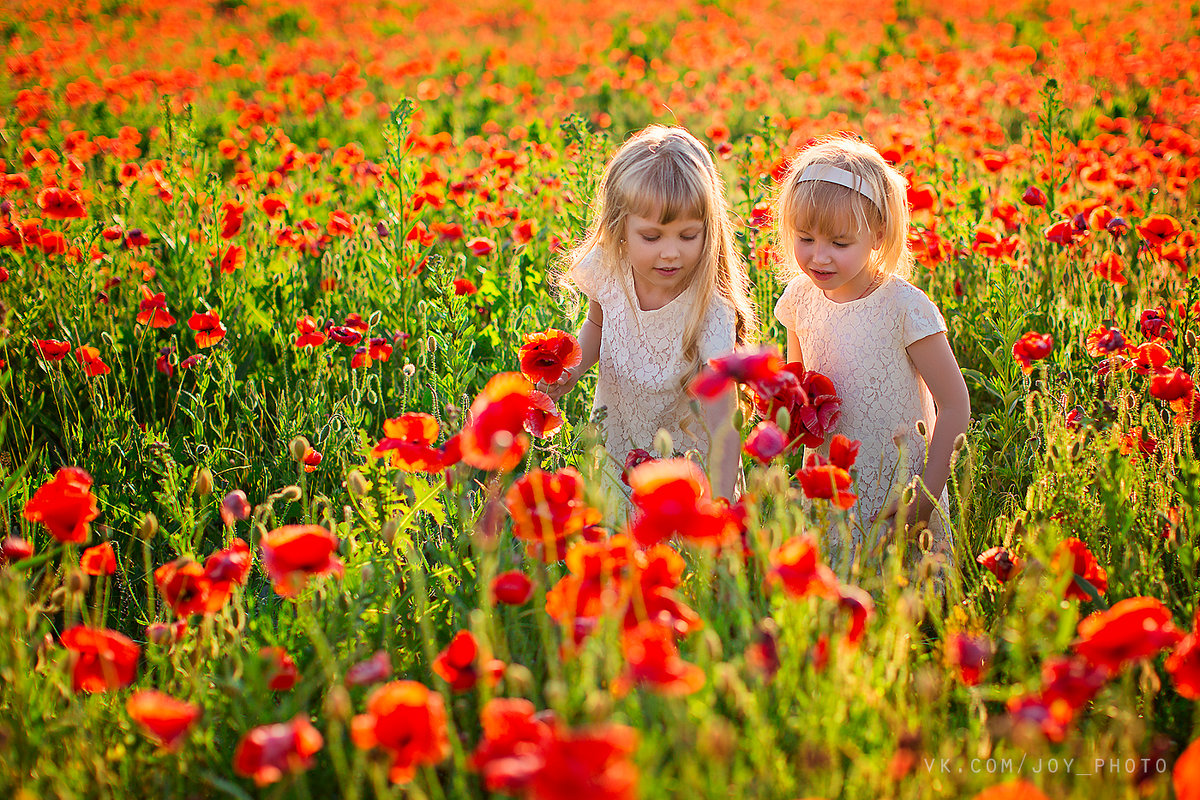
[797, 164, 881, 209]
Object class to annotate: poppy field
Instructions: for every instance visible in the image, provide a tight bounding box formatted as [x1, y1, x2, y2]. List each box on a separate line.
[3, 0, 1200, 797]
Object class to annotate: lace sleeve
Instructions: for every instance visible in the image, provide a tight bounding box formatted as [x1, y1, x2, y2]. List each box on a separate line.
[568, 247, 604, 299]
[773, 277, 807, 332]
[899, 283, 948, 346]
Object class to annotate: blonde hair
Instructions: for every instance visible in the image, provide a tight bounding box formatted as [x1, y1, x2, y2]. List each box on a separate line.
[775, 135, 912, 281]
[565, 125, 757, 388]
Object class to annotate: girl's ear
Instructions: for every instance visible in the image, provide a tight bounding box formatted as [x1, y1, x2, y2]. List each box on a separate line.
[871, 226, 886, 251]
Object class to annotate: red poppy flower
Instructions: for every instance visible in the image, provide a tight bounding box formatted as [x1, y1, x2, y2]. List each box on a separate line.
[368, 337, 393, 362]
[467, 236, 496, 256]
[374, 413, 446, 472]
[301, 447, 322, 472]
[1175, 739, 1200, 800]
[767, 535, 838, 599]
[1119, 426, 1158, 460]
[1166, 611, 1200, 700]
[527, 723, 639, 800]
[621, 449, 656, 486]
[294, 315, 326, 347]
[75, 345, 111, 377]
[36, 186, 87, 219]
[1140, 306, 1176, 342]
[1137, 214, 1181, 249]
[453, 278, 478, 295]
[23, 466, 99, 543]
[1150, 367, 1193, 401]
[35, 339, 71, 361]
[1052, 537, 1108, 601]
[743, 420, 788, 463]
[525, 390, 564, 438]
[1091, 250, 1127, 285]
[61, 625, 140, 693]
[795, 453, 856, 509]
[505, 468, 600, 558]
[260, 646, 298, 690]
[351, 680, 451, 784]
[518, 329, 581, 384]
[1005, 693, 1073, 744]
[1039, 655, 1109, 710]
[690, 345, 785, 399]
[1, 536, 34, 565]
[469, 698, 558, 793]
[155, 558, 214, 617]
[433, 630, 490, 692]
[327, 210, 355, 236]
[627, 459, 736, 547]
[1021, 185, 1047, 206]
[80, 542, 116, 575]
[1085, 325, 1127, 357]
[837, 584, 874, 646]
[459, 373, 534, 472]
[491, 570, 533, 605]
[260, 524, 344, 597]
[612, 621, 704, 697]
[746, 620, 780, 680]
[218, 244, 245, 274]
[203, 537, 251, 610]
[260, 194, 288, 217]
[327, 325, 362, 346]
[188, 310, 227, 348]
[1012, 332, 1053, 375]
[126, 690, 200, 750]
[947, 633, 991, 686]
[220, 201, 246, 239]
[346, 650, 393, 687]
[137, 289, 176, 328]
[750, 363, 841, 449]
[976, 546, 1021, 582]
[1074, 596, 1183, 672]
[233, 715, 324, 786]
[1133, 342, 1171, 373]
[908, 183, 937, 211]
[1044, 219, 1085, 246]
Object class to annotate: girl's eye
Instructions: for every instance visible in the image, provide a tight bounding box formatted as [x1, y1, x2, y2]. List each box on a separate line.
[641, 235, 659, 242]
[798, 237, 813, 244]
[681, 234, 698, 241]
[834, 242, 850, 248]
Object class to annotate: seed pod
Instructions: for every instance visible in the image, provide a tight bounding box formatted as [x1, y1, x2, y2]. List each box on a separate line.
[653, 429, 674, 458]
[324, 686, 352, 722]
[504, 663, 533, 694]
[280, 485, 303, 502]
[380, 518, 399, 545]
[289, 436, 311, 462]
[583, 690, 612, 721]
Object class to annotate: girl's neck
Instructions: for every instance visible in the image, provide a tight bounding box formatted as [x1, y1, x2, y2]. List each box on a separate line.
[823, 267, 886, 304]
[630, 270, 688, 311]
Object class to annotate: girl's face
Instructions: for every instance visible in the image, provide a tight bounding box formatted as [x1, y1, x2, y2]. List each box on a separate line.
[792, 217, 882, 303]
[623, 213, 706, 307]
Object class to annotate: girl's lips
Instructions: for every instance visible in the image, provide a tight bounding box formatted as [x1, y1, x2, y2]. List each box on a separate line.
[810, 269, 835, 281]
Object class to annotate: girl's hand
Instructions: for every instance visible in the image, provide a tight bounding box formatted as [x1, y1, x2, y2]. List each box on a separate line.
[540, 368, 579, 402]
[870, 496, 925, 556]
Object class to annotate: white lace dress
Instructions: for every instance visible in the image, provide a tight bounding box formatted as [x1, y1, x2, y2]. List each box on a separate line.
[572, 251, 736, 512]
[774, 273, 950, 558]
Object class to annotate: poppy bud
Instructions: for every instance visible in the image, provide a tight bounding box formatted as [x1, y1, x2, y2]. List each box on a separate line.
[289, 436, 311, 462]
[915, 419, 927, 437]
[220, 490, 250, 526]
[375, 221, 389, 238]
[901, 483, 916, 506]
[139, 512, 158, 540]
[504, 663, 534, 694]
[324, 686, 352, 722]
[380, 518, 399, 545]
[66, 570, 89, 594]
[346, 470, 368, 497]
[47, 586, 67, 612]
[425, 335, 438, 353]
[702, 629, 723, 661]
[774, 407, 791, 433]
[280, 485, 303, 502]
[402, 363, 416, 377]
[544, 679, 567, 709]
[583, 690, 612, 721]
[653, 429, 673, 458]
[193, 467, 213, 497]
[1187, 331, 1197, 348]
[952, 433, 967, 453]
[147, 622, 174, 645]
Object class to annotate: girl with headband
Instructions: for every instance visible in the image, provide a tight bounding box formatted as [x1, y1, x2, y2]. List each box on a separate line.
[773, 135, 970, 570]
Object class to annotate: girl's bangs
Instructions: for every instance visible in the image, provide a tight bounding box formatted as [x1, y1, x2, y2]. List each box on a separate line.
[622, 158, 707, 223]
[789, 179, 877, 237]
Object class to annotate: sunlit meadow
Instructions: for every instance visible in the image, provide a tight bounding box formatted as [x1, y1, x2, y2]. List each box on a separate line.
[1, 0, 1199, 797]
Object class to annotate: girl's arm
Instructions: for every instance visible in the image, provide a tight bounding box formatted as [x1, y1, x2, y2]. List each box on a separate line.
[701, 388, 740, 501]
[900, 331, 971, 524]
[544, 299, 602, 401]
[785, 329, 802, 364]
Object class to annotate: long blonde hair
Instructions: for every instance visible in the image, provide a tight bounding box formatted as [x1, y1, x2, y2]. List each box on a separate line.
[565, 125, 757, 392]
[775, 135, 913, 281]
